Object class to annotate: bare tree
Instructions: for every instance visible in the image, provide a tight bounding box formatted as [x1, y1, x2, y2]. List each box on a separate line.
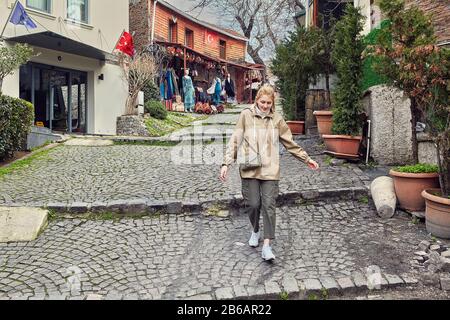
[119, 52, 158, 115]
[189, 0, 305, 64]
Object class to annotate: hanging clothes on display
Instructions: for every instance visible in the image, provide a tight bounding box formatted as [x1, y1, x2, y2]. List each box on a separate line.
[224, 73, 235, 103]
[165, 69, 174, 100]
[182, 71, 195, 112]
[171, 68, 180, 96]
[213, 77, 222, 106]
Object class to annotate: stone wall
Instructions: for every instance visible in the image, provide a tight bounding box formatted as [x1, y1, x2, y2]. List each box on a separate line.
[116, 115, 150, 137]
[418, 133, 439, 165]
[363, 85, 413, 165]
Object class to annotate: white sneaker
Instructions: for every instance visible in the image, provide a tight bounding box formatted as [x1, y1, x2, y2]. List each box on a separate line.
[262, 245, 275, 261]
[248, 231, 260, 247]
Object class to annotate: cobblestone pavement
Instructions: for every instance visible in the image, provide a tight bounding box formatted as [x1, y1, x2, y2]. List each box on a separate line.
[0, 142, 369, 206]
[0, 201, 438, 300]
[1, 103, 366, 207]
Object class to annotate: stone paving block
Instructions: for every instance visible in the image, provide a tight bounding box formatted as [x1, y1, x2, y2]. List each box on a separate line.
[125, 199, 147, 214]
[106, 200, 125, 213]
[0, 207, 48, 243]
[383, 274, 404, 287]
[67, 202, 90, 214]
[303, 278, 322, 292]
[319, 277, 340, 294]
[90, 202, 108, 213]
[440, 276, 450, 291]
[166, 202, 183, 214]
[215, 287, 234, 300]
[336, 277, 355, 292]
[281, 277, 299, 295]
[400, 275, 419, 285]
[352, 271, 368, 290]
[301, 190, 320, 200]
[232, 285, 248, 299]
[264, 281, 282, 298]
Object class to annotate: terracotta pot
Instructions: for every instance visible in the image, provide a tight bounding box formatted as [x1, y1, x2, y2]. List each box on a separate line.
[423, 189, 450, 239]
[286, 121, 305, 135]
[389, 170, 440, 212]
[322, 135, 362, 157]
[313, 110, 333, 135]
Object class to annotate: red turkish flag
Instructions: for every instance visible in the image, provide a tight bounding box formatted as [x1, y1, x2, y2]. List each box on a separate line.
[205, 30, 218, 48]
[115, 31, 135, 57]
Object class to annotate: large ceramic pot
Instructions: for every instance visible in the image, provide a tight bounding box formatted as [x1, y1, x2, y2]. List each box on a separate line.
[389, 170, 440, 212]
[322, 135, 362, 159]
[313, 110, 333, 135]
[286, 121, 305, 135]
[423, 189, 450, 239]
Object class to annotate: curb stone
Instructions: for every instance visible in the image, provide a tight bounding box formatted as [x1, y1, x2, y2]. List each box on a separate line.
[229, 274, 418, 300]
[9, 186, 370, 215]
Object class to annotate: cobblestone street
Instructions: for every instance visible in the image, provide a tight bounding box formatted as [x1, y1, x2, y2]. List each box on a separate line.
[0, 105, 448, 300]
[0, 201, 440, 300]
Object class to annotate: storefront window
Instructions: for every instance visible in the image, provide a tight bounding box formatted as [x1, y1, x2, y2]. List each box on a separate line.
[26, 0, 51, 13]
[67, 0, 89, 23]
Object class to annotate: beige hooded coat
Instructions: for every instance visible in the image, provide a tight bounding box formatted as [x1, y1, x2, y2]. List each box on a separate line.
[223, 105, 311, 181]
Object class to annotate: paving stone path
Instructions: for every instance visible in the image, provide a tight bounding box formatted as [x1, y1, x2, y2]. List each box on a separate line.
[0, 105, 370, 207]
[0, 201, 430, 300]
[1, 103, 444, 300]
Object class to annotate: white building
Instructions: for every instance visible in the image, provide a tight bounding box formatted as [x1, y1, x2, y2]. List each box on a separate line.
[0, 0, 129, 135]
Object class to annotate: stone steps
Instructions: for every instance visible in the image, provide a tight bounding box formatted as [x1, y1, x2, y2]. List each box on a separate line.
[7, 186, 369, 215]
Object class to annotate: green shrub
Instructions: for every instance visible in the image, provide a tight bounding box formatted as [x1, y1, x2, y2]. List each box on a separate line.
[331, 5, 365, 136]
[142, 80, 160, 102]
[0, 94, 34, 161]
[394, 163, 439, 174]
[145, 100, 167, 120]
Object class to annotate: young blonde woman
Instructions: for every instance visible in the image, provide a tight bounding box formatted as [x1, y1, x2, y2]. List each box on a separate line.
[220, 85, 319, 261]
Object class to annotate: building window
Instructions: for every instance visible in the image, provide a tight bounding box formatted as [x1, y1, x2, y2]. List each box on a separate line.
[26, 0, 51, 13]
[67, 0, 89, 23]
[185, 28, 194, 49]
[169, 21, 178, 43]
[219, 40, 226, 59]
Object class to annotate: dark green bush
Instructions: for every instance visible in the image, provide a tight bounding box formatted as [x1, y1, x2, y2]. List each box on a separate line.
[142, 81, 160, 102]
[145, 100, 167, 120]
[0, 94, 34, 161]
[331, 5, 365, 136]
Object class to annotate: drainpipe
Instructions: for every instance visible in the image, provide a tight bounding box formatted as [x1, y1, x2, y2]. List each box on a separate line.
[366, 120, 371, 165]
[151, 0, 159, 45]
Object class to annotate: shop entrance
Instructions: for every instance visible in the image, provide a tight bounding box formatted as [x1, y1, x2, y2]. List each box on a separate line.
[20, 63, 87, 133]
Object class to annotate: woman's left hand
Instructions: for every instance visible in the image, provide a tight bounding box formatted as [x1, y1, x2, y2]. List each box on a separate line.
[307, 159, 320, 171]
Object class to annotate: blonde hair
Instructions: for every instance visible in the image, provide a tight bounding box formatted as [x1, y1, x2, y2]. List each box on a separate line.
[255, 85, 276, 112]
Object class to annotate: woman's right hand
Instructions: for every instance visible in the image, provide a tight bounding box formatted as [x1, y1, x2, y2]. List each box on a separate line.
[220, 165, 228, 182]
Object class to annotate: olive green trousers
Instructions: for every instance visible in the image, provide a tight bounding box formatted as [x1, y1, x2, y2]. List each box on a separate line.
[241, 178, 279, 240]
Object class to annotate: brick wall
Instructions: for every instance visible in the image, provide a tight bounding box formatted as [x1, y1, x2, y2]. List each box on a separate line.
[130, 0, 247, 62]
[405, 0, 450, 44]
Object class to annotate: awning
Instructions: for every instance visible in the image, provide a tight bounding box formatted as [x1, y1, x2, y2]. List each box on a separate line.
[155, 40, 265, 70]
[6, 31, 111, 61]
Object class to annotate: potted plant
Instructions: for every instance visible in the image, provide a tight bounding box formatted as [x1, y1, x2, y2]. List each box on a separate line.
[389, 164, 440, 212]
[322, 5, 365, 159]
[314, 109, 333, 135]
[372, 0, 449, 219]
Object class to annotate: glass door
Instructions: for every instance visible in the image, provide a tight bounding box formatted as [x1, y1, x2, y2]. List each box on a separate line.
[20, 63, 88, 134]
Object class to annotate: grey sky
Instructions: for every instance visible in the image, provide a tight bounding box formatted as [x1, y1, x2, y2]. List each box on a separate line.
[164, 0, 219, 25]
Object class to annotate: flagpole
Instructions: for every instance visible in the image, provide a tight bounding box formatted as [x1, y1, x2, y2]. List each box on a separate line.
[0, 0, 19, 39]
